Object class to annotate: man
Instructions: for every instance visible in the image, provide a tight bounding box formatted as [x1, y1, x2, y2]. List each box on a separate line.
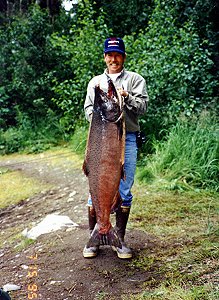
[83, 37, 149, 259]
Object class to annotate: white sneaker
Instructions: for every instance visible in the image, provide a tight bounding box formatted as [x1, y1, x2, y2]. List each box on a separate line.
[112, 242, 132, 259]
[83, 245, 99, 258]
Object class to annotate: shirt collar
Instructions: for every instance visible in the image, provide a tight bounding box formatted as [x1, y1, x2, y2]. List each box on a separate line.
[104, 68, 125, 77]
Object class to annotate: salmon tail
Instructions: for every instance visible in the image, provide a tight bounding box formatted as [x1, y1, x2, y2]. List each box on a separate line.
[87, 224, 122, 248]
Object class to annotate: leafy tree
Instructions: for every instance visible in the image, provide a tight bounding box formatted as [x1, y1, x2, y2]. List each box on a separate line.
[0, 0, 62, 16]
[0, 87, 11, 128]
[125, 0, 218, 138]
[175, 0, 219, 39]
[174, 0, 219, 81]
[0, 4, 72, 129]
[88, 0, 155, 36]
[51, 0, 111, 130]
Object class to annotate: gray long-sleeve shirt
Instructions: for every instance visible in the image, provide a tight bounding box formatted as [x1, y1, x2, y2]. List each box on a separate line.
[84, 68, 149, 132]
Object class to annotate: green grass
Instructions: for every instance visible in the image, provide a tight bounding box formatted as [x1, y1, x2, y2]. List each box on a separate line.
[0, 169, 50, 208]
[125, 181, 219, 300]
[69, 125, 88, 157]
[0, 148, 83, 209]
[137, 112, 219, 191]
[125, 284, 219, 300]
[0, 111, 67, 154]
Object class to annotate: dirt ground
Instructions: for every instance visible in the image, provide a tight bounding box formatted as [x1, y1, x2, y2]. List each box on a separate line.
[0, 152, 157, 300]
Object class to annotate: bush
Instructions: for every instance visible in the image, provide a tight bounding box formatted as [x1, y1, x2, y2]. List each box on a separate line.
[125, 0, 218, 136]
[0, 5, 73, 129]
[51, 1, 111, 131]
[0, 109, 66, 154]
[138, 112, 219, 191]
[69, 125, 89, 157]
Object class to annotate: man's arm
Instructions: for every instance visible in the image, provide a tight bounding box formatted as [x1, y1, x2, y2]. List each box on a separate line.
[84, 79, 95, 122]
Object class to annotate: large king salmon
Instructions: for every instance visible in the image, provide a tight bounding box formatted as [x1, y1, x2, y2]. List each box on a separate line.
[83, 78, 125, 248]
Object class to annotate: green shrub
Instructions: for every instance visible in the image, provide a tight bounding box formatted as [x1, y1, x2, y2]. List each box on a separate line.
[0, 5, 73, 130]
[51, 1, 111, 131]
[138, 112, 219, 191]
[0, 109, 66, 154]
[125, 0, 218, 135]
[70, 125, 89, 157]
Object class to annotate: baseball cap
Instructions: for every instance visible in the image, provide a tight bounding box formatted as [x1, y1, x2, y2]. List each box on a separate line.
[104, 37, 125, 55]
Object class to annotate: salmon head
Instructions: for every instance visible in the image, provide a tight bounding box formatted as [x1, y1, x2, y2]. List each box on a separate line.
[94, 78, 123, 123]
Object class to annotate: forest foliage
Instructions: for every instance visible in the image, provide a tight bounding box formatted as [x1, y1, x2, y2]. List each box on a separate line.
[0, 0, 218, 189]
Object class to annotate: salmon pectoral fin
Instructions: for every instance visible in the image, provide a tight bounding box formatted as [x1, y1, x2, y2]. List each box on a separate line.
[87, 224, 122, 248]
[82, 160, 89, 176]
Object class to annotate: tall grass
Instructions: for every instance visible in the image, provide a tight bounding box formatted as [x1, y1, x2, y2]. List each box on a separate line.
[138, 112, 219, 191]
[69, 125, 88, 157]
[0, 110, 67, 154]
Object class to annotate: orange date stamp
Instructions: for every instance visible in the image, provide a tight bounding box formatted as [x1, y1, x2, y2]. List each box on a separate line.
[26, 253, 38, 299]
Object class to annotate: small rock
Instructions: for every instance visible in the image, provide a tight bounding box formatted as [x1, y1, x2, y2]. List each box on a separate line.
[69, 191, 77, 197]
[67, 198, 74, 202]
[21, 265, 28, 270]
[3, 284, 21, 292]
[22, 228, 28, 236]
[22, 214, 78, 239]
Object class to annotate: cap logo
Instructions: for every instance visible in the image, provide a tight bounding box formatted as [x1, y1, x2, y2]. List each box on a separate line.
[108, 40, 119, 48]
[108, 41, 119, 44]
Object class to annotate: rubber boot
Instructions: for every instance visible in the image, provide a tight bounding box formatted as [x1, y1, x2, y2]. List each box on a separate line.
[0, 289, 11, 300]
[83, 206, 99, 258]
[112, 206, 132, 259]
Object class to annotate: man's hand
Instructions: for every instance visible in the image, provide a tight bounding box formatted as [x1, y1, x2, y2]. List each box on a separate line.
[117, 87, 128, 99]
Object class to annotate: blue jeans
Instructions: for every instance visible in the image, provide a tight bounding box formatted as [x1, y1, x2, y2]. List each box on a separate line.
[87, 132, 138, 208]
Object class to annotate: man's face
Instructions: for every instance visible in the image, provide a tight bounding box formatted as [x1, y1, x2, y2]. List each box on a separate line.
[104, 52, 126, 74]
